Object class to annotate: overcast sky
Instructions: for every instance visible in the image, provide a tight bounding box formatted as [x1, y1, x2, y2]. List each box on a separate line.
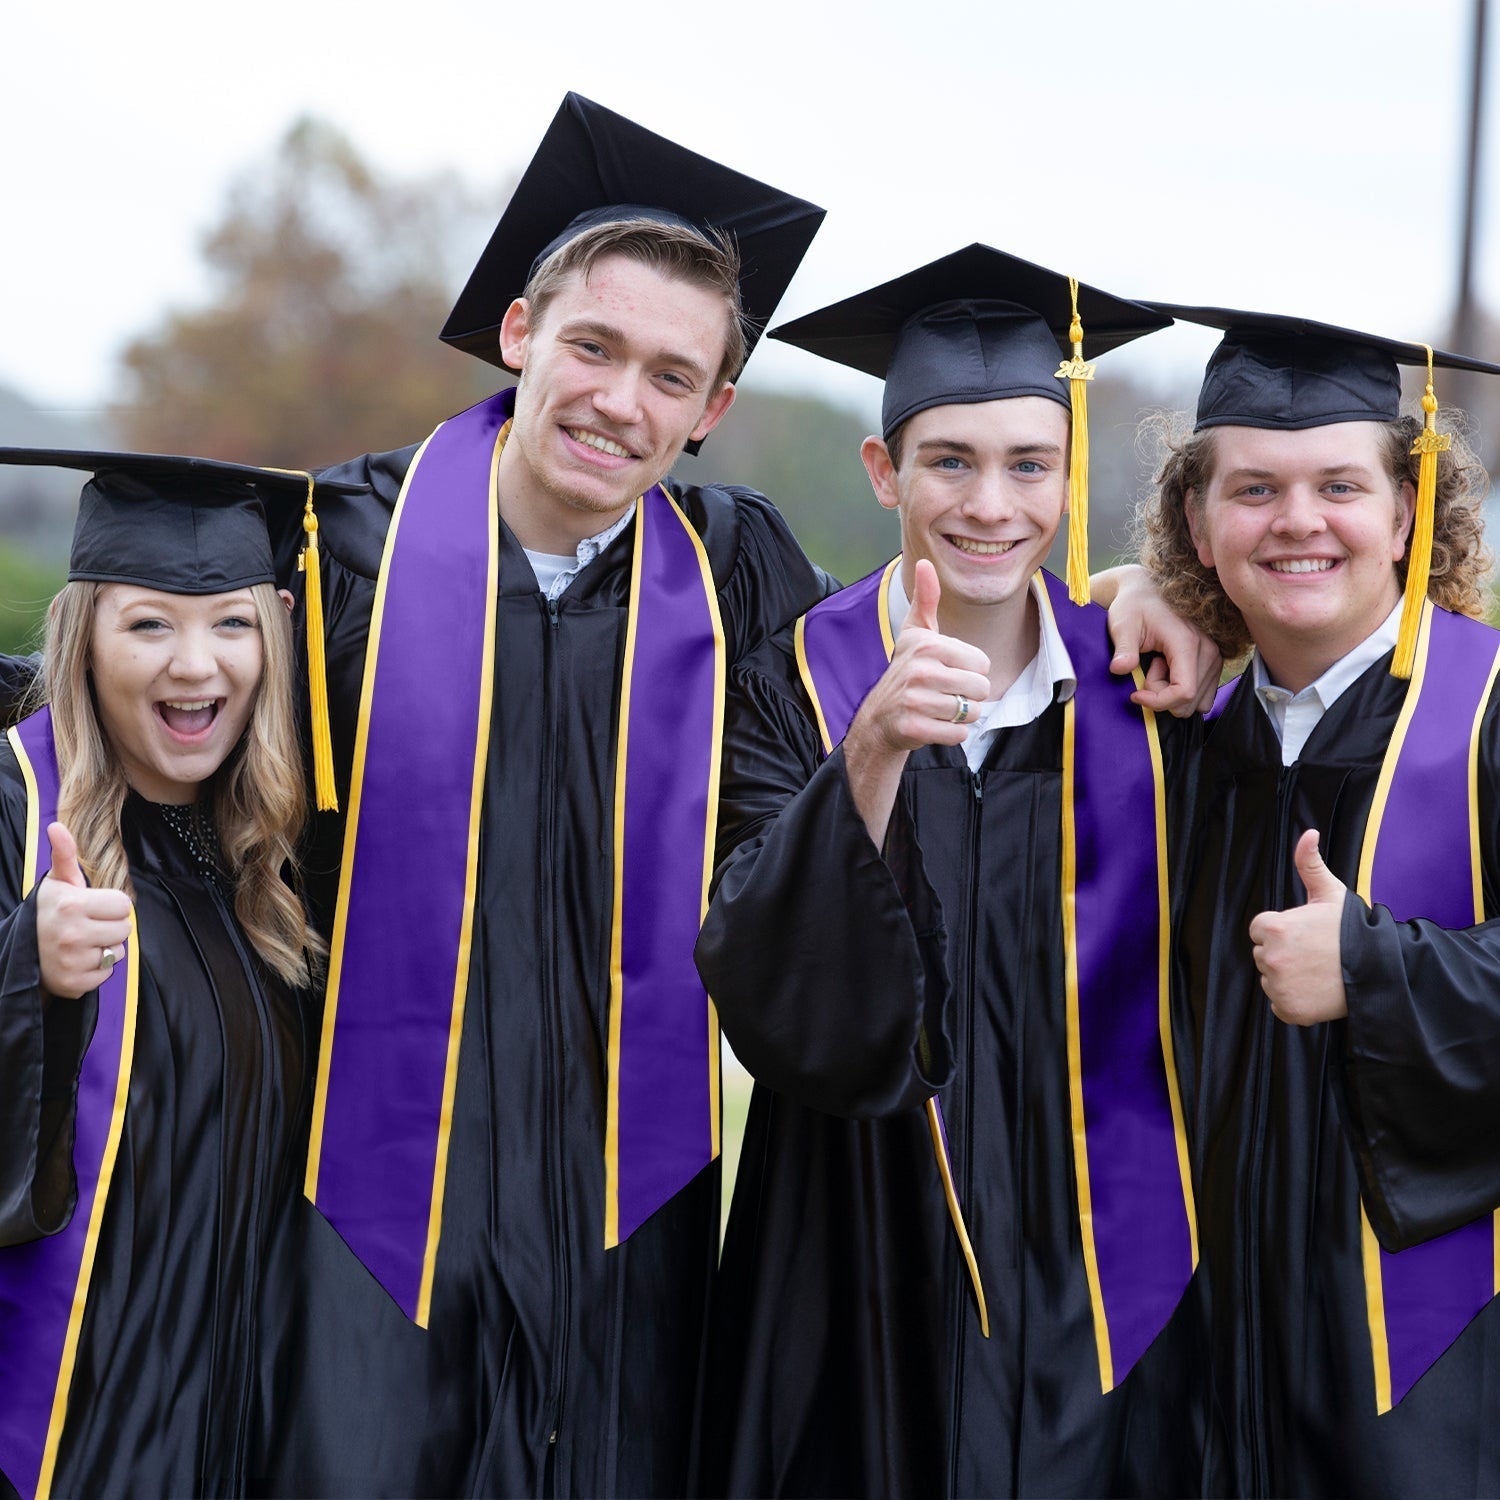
[4, 0, 1495, 427]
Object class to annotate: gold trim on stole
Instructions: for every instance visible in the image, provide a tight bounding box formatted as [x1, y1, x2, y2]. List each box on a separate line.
[304, 419, 505, 1329]
[1354, 604, 1500, 1412]
[604, 489, 727, 1249]
[1037, 575, 1195, 1394]
[794, 557, 901, 757]
[9, 724, 140, 1498]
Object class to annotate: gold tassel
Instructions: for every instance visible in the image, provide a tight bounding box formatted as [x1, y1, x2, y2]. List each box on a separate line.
[1391, 346, 1450, 679]
[1056, 276, 1095, 605]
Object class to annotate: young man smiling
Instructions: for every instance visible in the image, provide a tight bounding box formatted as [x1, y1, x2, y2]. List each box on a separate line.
[254, 95, 828, 1498]
[1136, 307, 1500, 1496]
[695, 246, 1208, 1497]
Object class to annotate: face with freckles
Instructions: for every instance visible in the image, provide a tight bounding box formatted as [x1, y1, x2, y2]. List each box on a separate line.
[863, 396, 1069, 635]
[494, 254, 738, 553]
[89, 584, 282, 804]
[1187, 422, 1413, 691]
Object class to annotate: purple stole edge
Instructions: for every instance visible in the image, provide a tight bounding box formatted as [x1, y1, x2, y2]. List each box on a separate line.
[0, 708, 135, 1500]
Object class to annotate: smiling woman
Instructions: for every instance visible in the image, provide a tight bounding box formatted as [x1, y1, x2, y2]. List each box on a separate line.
[0, 450, 346, 1499]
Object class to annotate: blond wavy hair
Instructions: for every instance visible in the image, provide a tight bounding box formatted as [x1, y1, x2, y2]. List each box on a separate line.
[1132, 409, 1493, 659]
[32, 581, 326, 987]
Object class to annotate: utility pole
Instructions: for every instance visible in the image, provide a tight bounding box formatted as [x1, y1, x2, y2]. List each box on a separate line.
[1452, 0, 1490, 440]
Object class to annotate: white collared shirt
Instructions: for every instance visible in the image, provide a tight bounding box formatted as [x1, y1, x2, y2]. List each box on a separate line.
[887, 570, 1078, 771]
[1252, 601, 1403, 765]
[522, 502, 638, 601]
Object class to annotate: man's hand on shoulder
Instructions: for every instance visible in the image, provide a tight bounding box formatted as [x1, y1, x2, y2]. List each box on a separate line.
[1093, 563, 1222, 718]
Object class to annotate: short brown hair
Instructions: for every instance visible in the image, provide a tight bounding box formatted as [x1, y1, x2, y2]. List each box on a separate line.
[522, 218, 747, 390]
[1132, 409, 1493, 660]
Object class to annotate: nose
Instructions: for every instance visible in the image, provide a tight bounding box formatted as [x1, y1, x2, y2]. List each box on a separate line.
[167, 628, 218, 683]
[1270, 483, 1327, 539]
[961, 471, 1018, 525]
[592, 367, 646, 427]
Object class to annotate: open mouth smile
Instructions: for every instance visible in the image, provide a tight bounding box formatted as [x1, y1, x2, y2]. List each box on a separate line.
[1264, 559, 1339, 574]
[155, 699, 223, 741]
[948, 536, 1020, 556]
[564, 427, 636, 461]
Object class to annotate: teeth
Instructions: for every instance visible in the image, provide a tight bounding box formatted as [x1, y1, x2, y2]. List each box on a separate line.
[1268, 559, 1336, 573]
[164, 700, 214, 711]
[567, 428, 630, 458]
[951, 537, 1017, 555]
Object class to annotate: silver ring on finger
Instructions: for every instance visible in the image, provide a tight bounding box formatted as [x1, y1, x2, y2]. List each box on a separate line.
[950, 694, 970, 725]
[99, 945, 118, 971]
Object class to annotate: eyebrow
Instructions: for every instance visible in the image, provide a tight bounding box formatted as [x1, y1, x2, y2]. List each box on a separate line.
[1219, 463, 1379, 483]
[912, 439, 1064, 459]
[557, 318, 712, 386]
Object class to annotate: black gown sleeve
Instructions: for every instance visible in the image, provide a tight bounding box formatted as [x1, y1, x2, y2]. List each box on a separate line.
[1339, 691, 1500, 1251]
[695, 649, 954, 1118]
[0, 655, 41, 729]
[0, 758, 86, 1244]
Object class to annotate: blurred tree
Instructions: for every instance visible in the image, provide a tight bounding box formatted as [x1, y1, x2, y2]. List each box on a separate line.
[112, 117, 499, 467]
[0, 544, 63, 655]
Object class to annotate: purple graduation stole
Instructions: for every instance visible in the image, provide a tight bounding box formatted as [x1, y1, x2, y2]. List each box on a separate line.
[305, 389, 723, 1326]
[1355, 601, 1500, 1410]
[795, 562, 1197, 1388]
[0, 709, 139, 1500]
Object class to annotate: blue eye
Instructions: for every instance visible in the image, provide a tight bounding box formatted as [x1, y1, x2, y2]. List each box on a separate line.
[128, 618, 168, 634]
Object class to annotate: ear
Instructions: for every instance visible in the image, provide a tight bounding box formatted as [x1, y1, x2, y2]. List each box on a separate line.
[278, 588, 296, 613]
[690, 381, 736, 444]
[861, 436, 901, 513]
[1392, 476, 1416, 561]
[498, 297, 533, 370]
[1184, 489, 1215, 569]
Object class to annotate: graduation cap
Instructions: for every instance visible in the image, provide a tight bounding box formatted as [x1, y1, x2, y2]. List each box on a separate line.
[770, 243, 1173, 603]
[1147, 304, 1500, 432]
[1151, 304, 1500, 678]
[0, 448, 368, 809]
[440, 92, 826, 392]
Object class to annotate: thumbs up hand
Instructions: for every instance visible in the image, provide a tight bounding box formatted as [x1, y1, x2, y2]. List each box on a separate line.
[1247, 829, 1350, 1025]
[842, 560, 993, 847]
[36, 823, 134, 999]
[853, 560, 993, 757]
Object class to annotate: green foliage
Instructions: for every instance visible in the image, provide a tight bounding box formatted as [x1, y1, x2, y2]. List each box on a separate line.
[674, 389, 897, 584]
[0, 543, 62, 655]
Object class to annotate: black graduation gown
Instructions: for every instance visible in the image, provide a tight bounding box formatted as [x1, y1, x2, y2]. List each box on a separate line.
[0, 655, 38, 728]
[256, 450, 827, 1499]
[693, 627, 1205, 1499]
[1179, 660, 1500, 1498]
[0, 760, 314, 1499]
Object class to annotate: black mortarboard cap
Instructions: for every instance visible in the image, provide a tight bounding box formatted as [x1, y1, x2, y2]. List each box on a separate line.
[440, 93, 826, 384]
[769, 243, 1172, 439]
[0, 449, 364, 593]
[1146, 304, 1500, 431]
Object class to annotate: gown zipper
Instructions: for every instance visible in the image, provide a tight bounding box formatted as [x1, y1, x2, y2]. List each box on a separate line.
[1244, 762, 1295, 1495]
[540, 591, 570, 1491]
